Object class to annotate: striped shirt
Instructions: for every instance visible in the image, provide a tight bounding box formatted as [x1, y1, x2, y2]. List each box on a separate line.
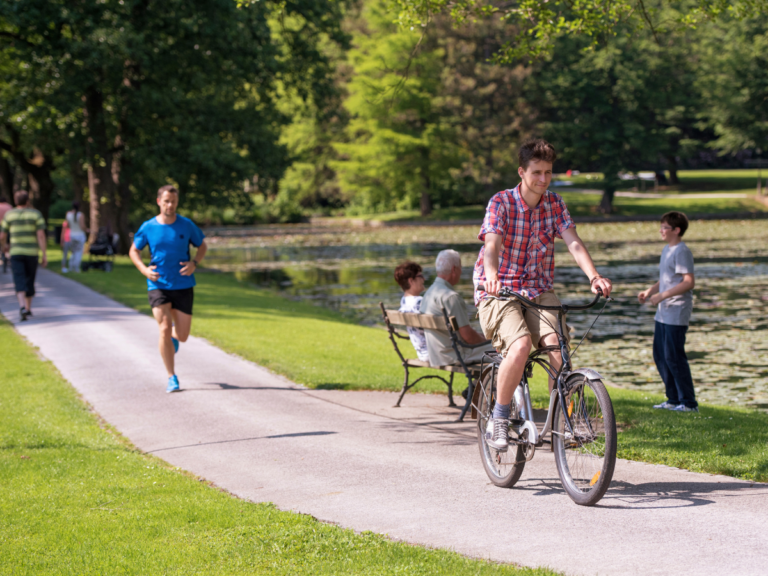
[1, 208, 46, 257]
[473, 185, 574, 304]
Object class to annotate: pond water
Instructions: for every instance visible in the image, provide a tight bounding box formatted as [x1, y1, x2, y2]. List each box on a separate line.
[203, 221, 768, 410]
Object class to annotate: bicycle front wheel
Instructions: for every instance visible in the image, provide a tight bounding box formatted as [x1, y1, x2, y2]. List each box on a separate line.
[553, 375, 617, 506]
[476, 370, 526, 488]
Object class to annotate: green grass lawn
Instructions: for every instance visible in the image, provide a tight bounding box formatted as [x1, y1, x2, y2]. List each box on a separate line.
[54, 252, 768, 483]
[0, 317, 556, 575]
[355, 195, 766, 223]
[349, 169, 768, 223]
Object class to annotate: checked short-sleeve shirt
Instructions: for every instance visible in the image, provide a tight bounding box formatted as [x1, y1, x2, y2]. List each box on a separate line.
[473, 185, 574, 304]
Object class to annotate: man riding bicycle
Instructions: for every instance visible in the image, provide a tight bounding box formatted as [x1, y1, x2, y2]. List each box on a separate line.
[474, 139, 613, 451]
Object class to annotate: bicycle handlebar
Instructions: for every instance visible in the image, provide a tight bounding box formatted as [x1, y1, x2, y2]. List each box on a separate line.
[477, 285, 603, 311]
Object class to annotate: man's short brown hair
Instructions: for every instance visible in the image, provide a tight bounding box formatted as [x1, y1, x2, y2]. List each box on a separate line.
[394, 261, 423, 291]
[518, 139, 557, 170]
[14, 190, 29, 205]
[661, 211, 689, 237]
[157, 184, 179, 198]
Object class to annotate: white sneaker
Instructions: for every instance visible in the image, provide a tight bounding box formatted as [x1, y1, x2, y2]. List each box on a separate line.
[672, 404, 699, 413]
[485, 418, 509, 451]
[653, 401, 678, 410]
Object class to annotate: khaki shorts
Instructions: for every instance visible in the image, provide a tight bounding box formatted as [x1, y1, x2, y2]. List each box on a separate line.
[477, 291, 570, 354]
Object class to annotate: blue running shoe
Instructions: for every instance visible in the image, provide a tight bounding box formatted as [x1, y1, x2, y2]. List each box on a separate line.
[166, 375, 180, 393]
[172, 337, 179, 354]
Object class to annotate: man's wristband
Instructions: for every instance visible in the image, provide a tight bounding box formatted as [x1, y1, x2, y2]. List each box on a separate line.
[192, 259, 198, 267]
[590, 275, 602, 285]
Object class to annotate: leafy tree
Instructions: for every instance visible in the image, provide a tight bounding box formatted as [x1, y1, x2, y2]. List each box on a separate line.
[333, 2, 458, 216]
[0, 0, 345, 248]
[389, 0, 767, 62]
[529, 15, 710, 211]
[696, 15, 768, 156]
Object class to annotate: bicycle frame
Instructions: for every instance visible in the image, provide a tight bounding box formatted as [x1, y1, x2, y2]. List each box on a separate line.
[479, 288, 607, 448]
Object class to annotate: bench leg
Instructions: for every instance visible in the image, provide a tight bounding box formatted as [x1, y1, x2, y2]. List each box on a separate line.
[447, 372, 457, 407]
[457, 375, 476, 422]
[394, 366, 410, 407]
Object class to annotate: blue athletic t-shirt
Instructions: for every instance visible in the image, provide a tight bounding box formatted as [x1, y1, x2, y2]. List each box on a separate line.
[133, 215, 205, 291]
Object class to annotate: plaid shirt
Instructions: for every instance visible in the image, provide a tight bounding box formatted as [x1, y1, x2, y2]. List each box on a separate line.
[473, 185, 574, 304]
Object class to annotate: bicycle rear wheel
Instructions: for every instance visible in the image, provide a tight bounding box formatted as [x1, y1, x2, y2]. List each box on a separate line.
[553, 375, 617, 506]
[476, 370, 526, 488]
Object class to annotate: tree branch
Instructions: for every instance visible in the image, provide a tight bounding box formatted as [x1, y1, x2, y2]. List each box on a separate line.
[0, 31, 35, 47]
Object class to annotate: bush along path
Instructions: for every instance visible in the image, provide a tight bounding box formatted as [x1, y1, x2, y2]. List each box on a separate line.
[57, 254, 768, 483]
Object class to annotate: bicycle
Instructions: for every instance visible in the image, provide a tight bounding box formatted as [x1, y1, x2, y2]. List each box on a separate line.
[473, 285, 617, 506]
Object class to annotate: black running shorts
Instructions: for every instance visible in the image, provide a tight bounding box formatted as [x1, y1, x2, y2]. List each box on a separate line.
[148, 287, 194, 315]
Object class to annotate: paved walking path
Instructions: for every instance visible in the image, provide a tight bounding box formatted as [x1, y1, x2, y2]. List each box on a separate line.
[2, 270, 767, 576]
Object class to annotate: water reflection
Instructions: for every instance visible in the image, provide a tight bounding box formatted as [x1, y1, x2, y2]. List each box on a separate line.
[205, 240, 768, 410]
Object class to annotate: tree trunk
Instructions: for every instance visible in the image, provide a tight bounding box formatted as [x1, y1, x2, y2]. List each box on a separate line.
[0, 155, 13, 202]
[111, 137, 132, 254]
[419, 147, 432, 217]
[599, 184, 616, 214]
[26, 156, 55, 224]
[667, 155, 679, 185]
[70, 156, 86, 204]
[84, 87, 117, 244]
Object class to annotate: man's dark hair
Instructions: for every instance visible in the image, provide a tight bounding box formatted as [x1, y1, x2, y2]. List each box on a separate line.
[157, 184, 179, 198]
[394, 261, 423, 291]
[518, 139, 557, 170]
[14, 190, 29, 206]
[661, 211, 689, 237]
[0, 193, 8, 203]
[72, 200, 81, 211]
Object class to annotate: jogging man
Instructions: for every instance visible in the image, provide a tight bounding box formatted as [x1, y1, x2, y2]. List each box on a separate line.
[0, 190, 47, 320]
[474, 139, 613, 450]
[129, 185, 207, 393]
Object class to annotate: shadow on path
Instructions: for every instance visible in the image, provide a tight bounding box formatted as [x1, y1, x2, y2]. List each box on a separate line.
[510, 476, 767, 509]
[149, 431, 338, 453]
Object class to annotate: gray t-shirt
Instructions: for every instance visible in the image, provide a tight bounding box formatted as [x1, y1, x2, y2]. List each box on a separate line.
[655, 241, 694, 326]
[419, 277, 471, 367]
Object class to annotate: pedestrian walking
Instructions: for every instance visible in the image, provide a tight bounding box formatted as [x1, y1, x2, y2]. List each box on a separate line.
[128, 185, 207, 393]
[638, 211, 698, 412]
[61, 201, 87, 273]
[0, 190, 48, 320]
[0, 194, 11, 273]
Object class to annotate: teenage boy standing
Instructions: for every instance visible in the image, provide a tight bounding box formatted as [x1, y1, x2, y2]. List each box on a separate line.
[638, 211, 698, 412]
[129, 185, 207, 393]
[475, 139, 613, 450]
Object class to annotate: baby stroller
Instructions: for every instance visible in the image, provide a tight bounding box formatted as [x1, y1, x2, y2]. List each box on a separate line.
[82, 227, 116, 272]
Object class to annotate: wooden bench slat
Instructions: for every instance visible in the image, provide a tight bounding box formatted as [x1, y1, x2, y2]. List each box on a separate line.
[385, 310, 454, 331]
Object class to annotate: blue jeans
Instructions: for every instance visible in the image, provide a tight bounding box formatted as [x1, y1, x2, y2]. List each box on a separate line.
[653, 321, 697, 408]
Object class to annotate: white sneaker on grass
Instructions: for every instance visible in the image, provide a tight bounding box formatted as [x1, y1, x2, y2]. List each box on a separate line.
[672, 404, 699, 413]
[653, 401, 678, 410]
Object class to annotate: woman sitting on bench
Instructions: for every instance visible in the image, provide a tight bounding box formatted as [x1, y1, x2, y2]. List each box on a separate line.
[394, 261, 429, 362]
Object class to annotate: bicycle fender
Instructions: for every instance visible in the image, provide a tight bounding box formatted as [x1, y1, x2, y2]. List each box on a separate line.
[568, 368, 603, 381]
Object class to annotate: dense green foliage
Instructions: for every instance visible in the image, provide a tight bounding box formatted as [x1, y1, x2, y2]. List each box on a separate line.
[0, 317, 558, 575]
[3, 0, 768, 226]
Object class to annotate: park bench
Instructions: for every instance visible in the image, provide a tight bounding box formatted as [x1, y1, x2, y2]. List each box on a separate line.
[379, 303, 493, 421]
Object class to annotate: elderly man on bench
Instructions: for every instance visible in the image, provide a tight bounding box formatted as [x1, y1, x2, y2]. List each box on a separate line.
[380, 249, 495, 415]
[420, 249, 495, 367]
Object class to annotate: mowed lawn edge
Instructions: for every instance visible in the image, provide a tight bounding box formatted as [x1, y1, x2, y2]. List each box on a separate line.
[52, 253, 768, 484]
[0, 316, 558, 575]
